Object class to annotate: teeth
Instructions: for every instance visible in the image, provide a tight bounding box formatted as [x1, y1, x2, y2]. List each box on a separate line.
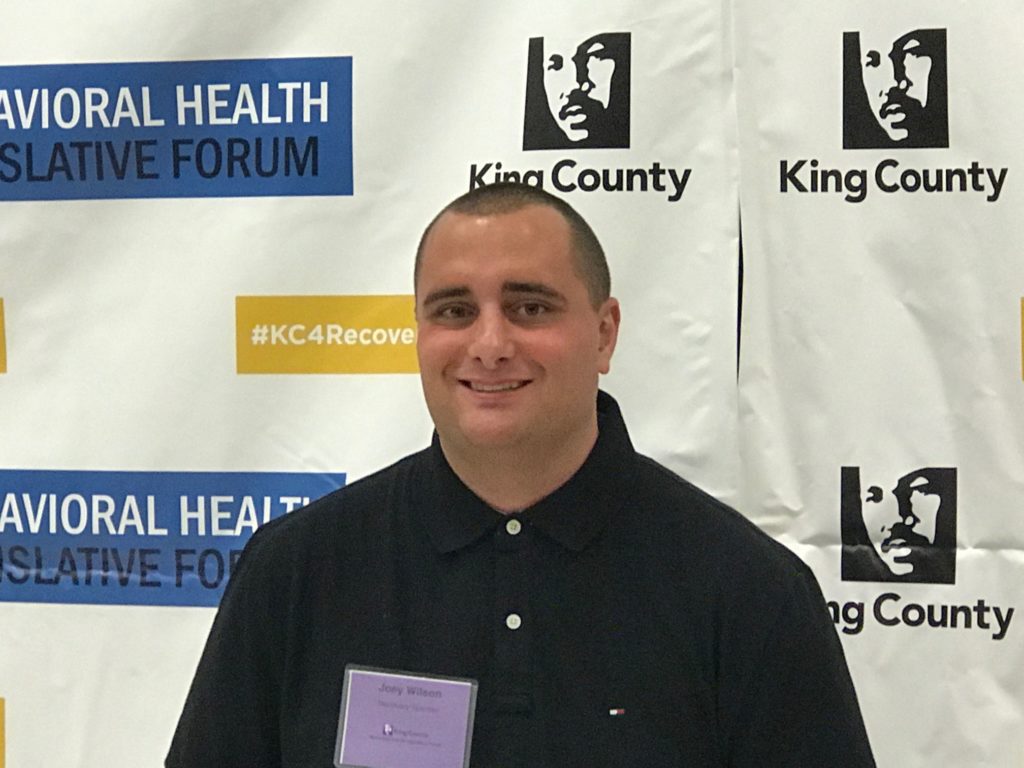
[470, 381, 524, 392]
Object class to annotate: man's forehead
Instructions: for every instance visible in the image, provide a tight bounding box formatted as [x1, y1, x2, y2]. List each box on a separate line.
[417, 206, 581, 297]
[891, 30, 932, 53]
[424, 205, 572, 252]
[544, 33, 610, 56]
[859, 25, 928, 52]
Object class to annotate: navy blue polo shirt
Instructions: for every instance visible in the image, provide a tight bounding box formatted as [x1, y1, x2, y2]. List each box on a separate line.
[167, 392, 874, 767]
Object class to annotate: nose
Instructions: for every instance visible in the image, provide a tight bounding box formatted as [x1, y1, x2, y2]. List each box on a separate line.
[573, 58, 593, 91]
[467, 308, 515, 369]
[891, 57, 911, 92]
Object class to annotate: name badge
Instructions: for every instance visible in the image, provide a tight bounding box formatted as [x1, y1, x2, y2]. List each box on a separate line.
[334, 665, 478, 768]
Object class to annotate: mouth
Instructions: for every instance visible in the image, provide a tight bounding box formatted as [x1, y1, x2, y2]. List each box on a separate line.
[560, 95, 596, 121]
[881, 529, 930, 551]
[879, 99, 908, 118]
[460, 380, 530, 393]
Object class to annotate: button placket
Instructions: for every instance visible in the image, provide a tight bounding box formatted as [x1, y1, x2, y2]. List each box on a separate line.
[492, 516, 531, 709]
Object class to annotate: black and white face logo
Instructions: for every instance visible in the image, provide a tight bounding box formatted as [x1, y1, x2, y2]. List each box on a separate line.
[841, 466, 957, 583]
[523, 32, 631, 150]
[843, 28, 948, 149]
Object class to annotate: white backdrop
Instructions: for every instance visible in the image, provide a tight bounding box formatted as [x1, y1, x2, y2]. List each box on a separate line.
[0, 0, 1019, 766]
[735, 1, 1023, 766]
[0, 1, 739, 766]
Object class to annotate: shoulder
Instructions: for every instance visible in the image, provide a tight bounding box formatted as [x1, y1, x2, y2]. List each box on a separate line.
[628, 454, 818, 595]
[622, 455, 840, 685]
[237, 448, 428, 566]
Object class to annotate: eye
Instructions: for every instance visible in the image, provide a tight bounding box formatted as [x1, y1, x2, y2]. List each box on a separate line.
[512, 301, 551, 319]
[430, 303, 476, 323]
[546, 55, 563, 71]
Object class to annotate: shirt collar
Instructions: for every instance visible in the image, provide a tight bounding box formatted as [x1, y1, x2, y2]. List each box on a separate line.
[415, 390, 637, 554]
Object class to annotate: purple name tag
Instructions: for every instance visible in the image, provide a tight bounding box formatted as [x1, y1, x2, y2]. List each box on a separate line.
[334, 665, 478, 768]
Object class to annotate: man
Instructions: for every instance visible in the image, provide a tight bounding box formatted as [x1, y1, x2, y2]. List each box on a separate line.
[168, 183, 875, 767]
[845, 466, 956, 583]
[842, 27, 948, 149]
[523, 33, 630, 150]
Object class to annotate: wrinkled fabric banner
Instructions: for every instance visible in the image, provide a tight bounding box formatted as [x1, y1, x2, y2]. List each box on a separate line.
[0, 1, 738, 765]
[735, 2, 1024, 766]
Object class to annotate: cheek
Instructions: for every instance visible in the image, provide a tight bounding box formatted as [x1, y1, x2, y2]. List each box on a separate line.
[589, 60, 615, 104]
[528, 330, 604, 377]
[912, 496, 941, 530]
[545, 70, 571, 99]
[416, 331, 458, 374]
[862, 68, 885, 97]
[862, 499, 897, 538]
[904, 58, 932, 104]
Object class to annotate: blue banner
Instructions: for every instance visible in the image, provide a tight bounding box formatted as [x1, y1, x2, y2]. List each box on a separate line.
[0, 57, 353, 200]
[0, 469, 346, 606]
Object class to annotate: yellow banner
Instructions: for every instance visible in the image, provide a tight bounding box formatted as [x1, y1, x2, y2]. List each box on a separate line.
[236, 295, 418, 374]
[0, 299, 6, 374]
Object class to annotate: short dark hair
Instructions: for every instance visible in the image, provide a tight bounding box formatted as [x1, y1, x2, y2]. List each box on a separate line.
[415, 183, 611, 307]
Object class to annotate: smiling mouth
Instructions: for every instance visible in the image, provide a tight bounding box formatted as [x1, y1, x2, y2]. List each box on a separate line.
[879, 98, 910, 118]
[881, 529, 931, 551]
[559, 95, 596, 121]
[461, 380, 530, 393]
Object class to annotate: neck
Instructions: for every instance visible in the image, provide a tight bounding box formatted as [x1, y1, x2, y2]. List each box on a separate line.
[439, 420, 599, 513]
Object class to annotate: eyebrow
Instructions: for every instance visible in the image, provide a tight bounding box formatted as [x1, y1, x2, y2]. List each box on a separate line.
[503, 281, 565, 301]
[421, 286, 471, 307]
[420, 282, 566, 307]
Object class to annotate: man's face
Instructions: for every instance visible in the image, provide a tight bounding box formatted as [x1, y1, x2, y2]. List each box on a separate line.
[415, 205, 619, 457]
[860, 29, 934, 142]
[862, 470, 942, 576]
[543, 34, 618, 142]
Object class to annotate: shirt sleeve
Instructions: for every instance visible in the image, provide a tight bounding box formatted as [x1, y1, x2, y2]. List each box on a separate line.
[721, 565, 877, 768]
[165, 526, 288, 768]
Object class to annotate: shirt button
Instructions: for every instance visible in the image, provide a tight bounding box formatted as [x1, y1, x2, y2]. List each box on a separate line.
[505, 519, 522, 536]
[505, 613, 522, 631]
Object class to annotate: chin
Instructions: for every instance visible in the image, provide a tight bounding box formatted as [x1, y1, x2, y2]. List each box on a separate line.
[455, 420, 528, 450]
[882, 124, 909, 142]
[559, 125, 589, 142]
[428, 397, 527, 447]
[883, 559, 915, 577]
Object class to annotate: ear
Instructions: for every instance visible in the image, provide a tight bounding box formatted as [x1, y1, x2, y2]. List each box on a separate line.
[596, 298, 620, 374]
